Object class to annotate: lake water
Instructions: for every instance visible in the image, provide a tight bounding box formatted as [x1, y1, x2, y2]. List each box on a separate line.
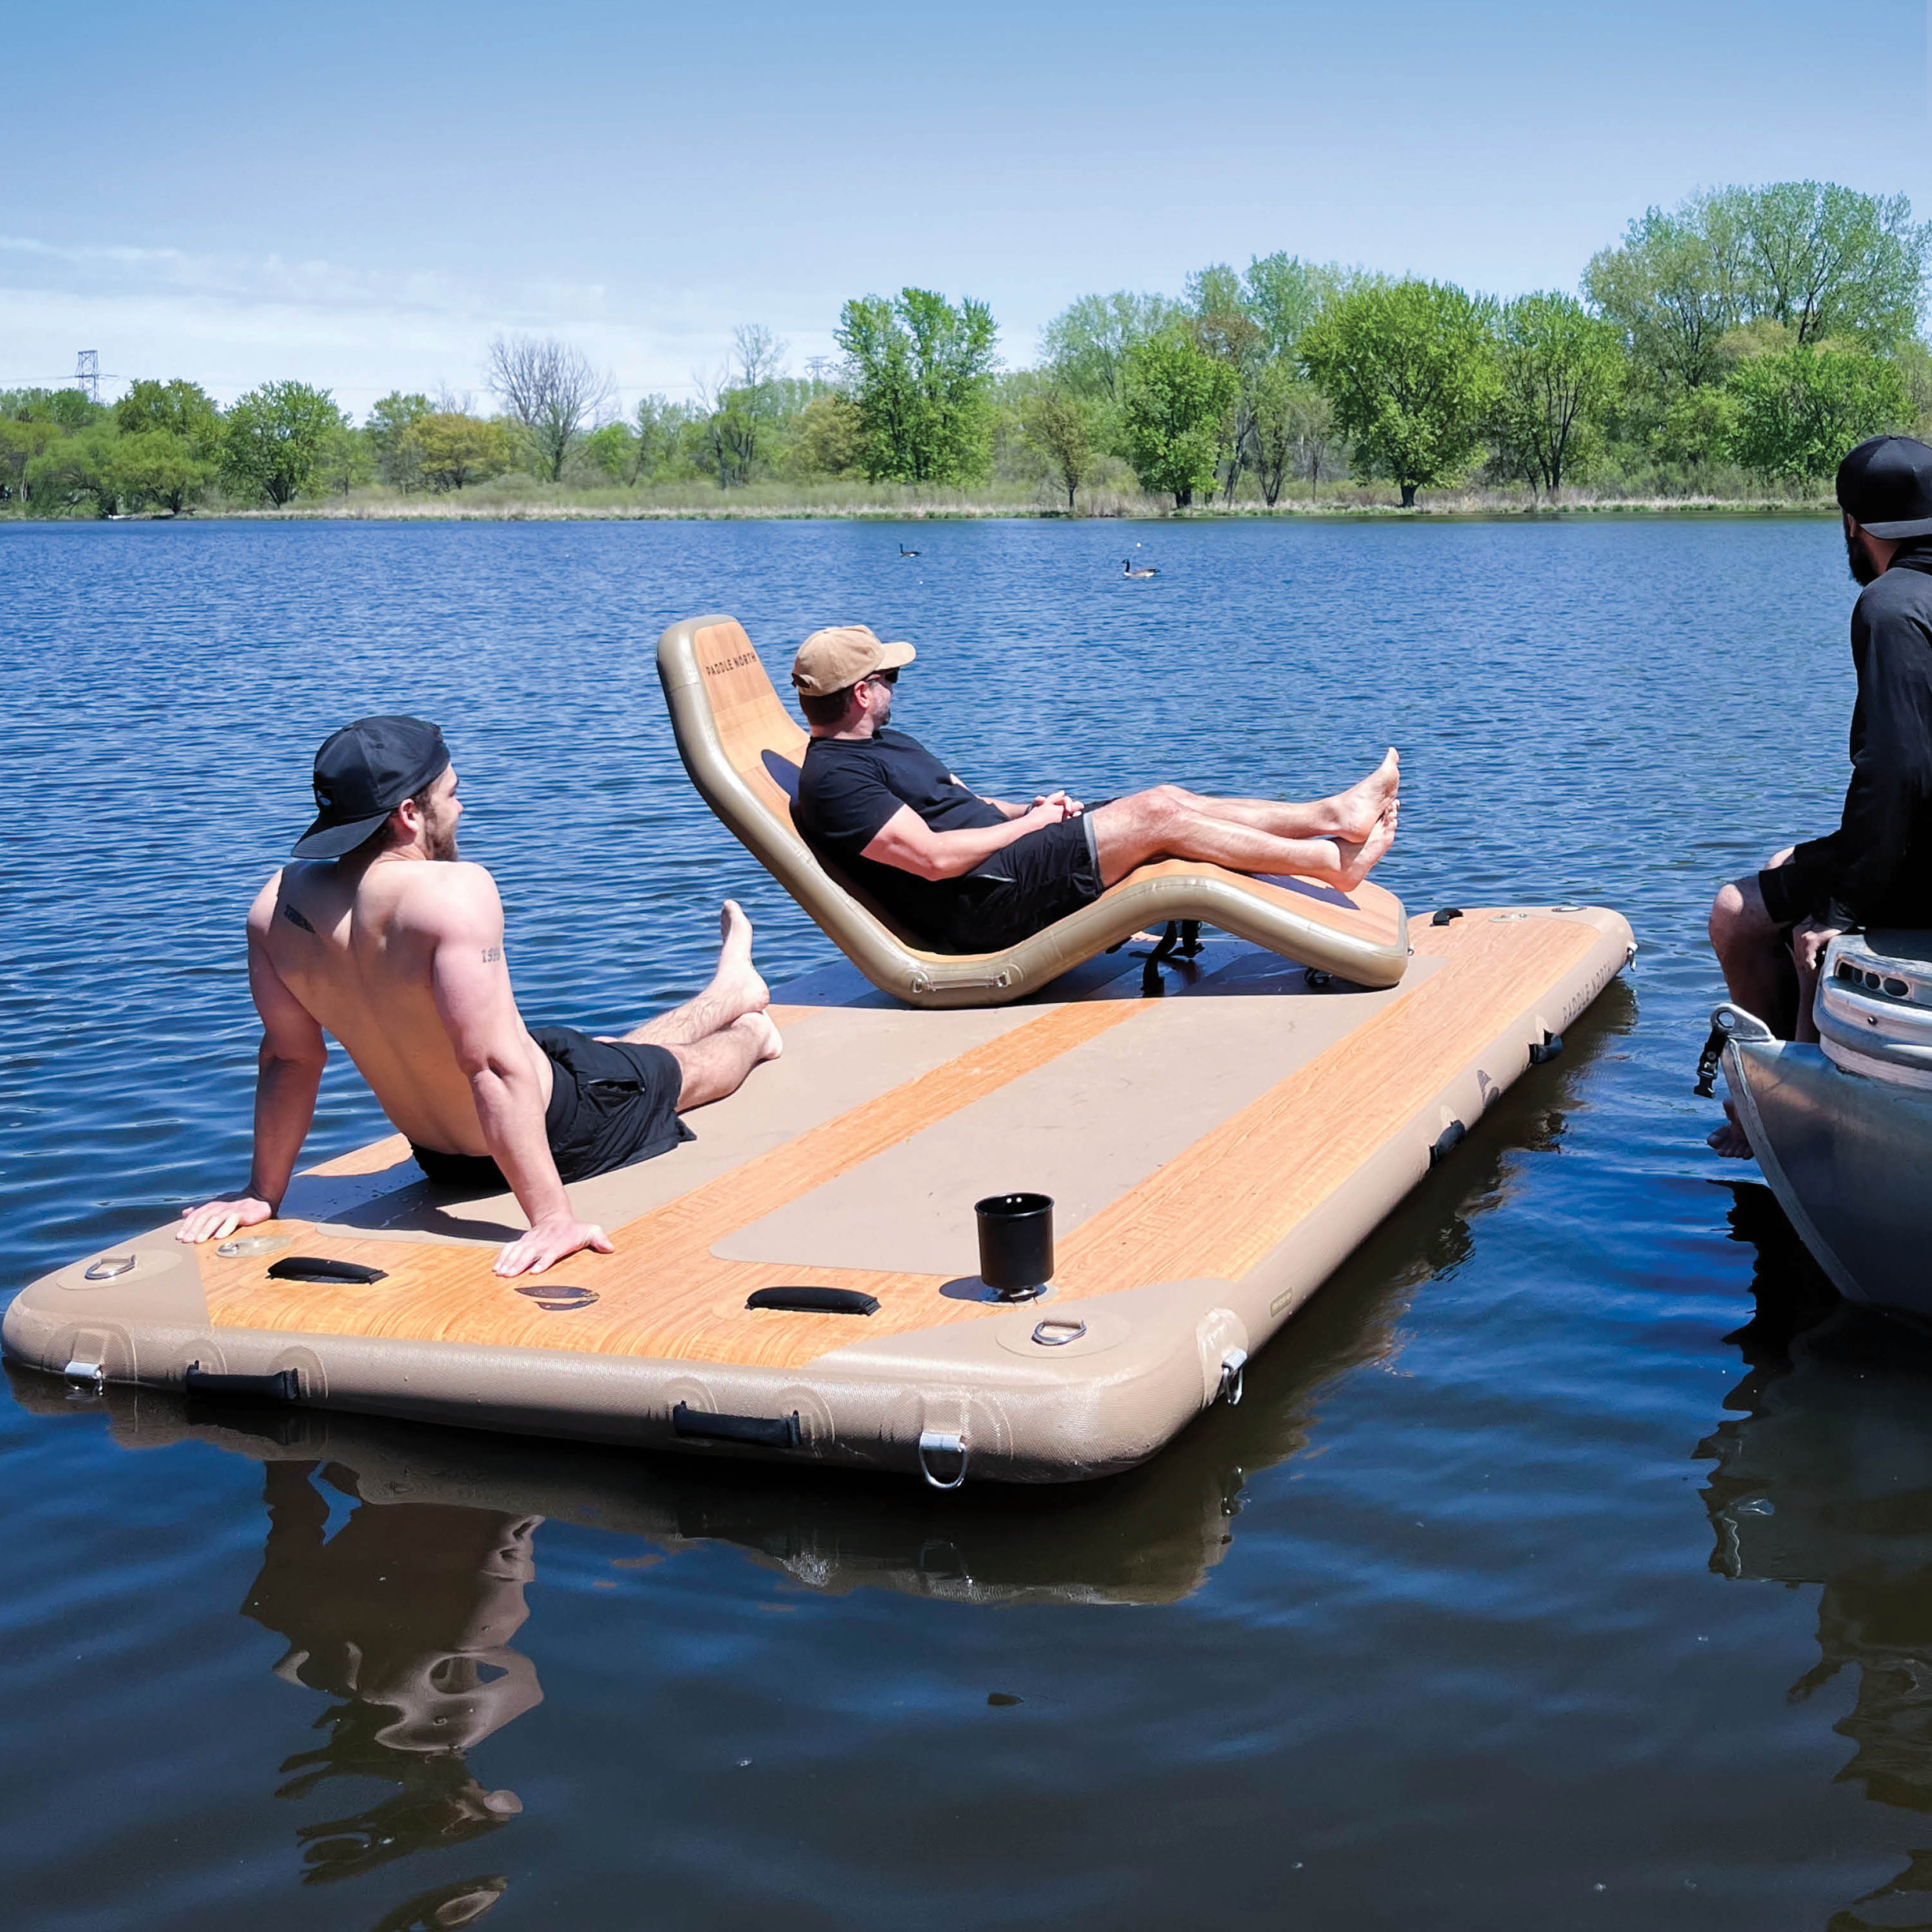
[0, 513, 1920, 1930]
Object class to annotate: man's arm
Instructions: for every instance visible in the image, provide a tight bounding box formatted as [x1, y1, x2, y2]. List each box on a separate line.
[178, 885, 329, 1242]
[425, 868, 613, 1278]
[862, 796, 1074, 881]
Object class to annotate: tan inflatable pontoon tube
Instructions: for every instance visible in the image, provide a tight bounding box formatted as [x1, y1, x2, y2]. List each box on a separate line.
[657, 614, 1410, 1007]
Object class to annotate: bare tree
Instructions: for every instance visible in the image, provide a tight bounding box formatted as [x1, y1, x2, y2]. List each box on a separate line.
[486, 334, 614, 481]
[694, 324, 789, 487]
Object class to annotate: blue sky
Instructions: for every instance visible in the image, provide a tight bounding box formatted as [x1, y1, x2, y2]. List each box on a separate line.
[5, 0, 1926, 414]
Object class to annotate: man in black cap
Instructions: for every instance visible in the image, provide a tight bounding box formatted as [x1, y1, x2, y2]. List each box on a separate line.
[176, 716, 780, 1275]
[1708, 434, 1932, 1154]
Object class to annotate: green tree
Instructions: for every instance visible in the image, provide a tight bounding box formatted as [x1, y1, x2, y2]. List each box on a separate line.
[1739, 182, 1930, 348]
[1020, 386, 1098, 509]
[314, 422, 376, 498]
[1654, 386, 1740, 470]
[222, 381, 343, 506]
[1726, 344, 1908, 485]
[405, 412, 512, 491]
[633, 394, 700, 482]
[115, 379, 221, 455]
[107, 428, 216, 513]
[1039, 291, 1184, 410]
[1248, 362, 1335, 504]
[365, 391, 432, 486]
[1299, 279, 1499, 506]
[1121, 328, 1239, 508]
[1584, 193, 1749, 396]
[787, 391, 864, 480]
[27, 426, 121, 516]
[836, 289, 999, 485]
[0, 418, 63, 503]
[1492, 292, 1625, 498]
[583, 421, 640, 483]
[1242, 255, 1349, 360]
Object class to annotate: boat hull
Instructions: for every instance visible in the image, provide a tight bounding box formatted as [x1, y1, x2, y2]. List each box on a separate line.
[1726, 1036, 1932, 1317]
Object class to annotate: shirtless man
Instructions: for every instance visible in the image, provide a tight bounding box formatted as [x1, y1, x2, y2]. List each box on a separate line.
[788, 626, 1398, 956]
[177, 715, 779, 1276]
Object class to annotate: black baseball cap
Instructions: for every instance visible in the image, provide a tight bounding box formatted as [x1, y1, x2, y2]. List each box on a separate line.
[1837, 436, 1932, 539]
[293, 715, 451, 859]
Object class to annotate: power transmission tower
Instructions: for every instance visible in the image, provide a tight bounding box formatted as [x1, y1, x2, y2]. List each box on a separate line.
[74, 350, 100, 405]
[805, 355, 834, 386]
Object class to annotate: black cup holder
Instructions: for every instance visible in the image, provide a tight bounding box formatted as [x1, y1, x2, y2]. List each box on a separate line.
[975, 1192, 1055, 1300]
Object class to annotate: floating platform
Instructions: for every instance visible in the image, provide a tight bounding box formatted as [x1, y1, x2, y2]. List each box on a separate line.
[4, 906, 1631, 1485]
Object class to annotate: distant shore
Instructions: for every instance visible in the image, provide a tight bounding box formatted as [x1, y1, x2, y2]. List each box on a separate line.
[8, 485, 1841, 526]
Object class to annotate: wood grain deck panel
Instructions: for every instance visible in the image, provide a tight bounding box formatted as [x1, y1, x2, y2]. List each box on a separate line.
[204, 993, 1148, 1366]
[1051, 913, 1598, 1291]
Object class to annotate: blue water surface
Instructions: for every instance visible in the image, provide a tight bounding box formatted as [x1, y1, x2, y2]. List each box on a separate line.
[0, 514, 1921, 1931]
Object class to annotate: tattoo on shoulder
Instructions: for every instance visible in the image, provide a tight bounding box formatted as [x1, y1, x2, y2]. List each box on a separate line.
[282, 902, 316, 934]
[482, 945, 501, 963]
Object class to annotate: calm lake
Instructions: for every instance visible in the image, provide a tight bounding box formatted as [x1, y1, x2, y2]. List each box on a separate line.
[0, 513, 1918, 1929]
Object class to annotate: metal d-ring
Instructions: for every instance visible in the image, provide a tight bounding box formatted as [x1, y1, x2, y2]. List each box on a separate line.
[1032, 1318, 1087, 1347]
[83, 1255, 135, 1282]
[515, 1282, 598, 1312]
[1218, 1349, 1248, 1406]
[917, 1429, 969, 1490]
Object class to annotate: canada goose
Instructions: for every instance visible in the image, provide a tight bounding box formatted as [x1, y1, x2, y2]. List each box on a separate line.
[1124, 558, 1158, 578]
[899, 543, 920, 557]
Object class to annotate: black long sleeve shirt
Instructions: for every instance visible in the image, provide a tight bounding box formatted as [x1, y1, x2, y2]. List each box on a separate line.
[1771, 544, 1932, 929]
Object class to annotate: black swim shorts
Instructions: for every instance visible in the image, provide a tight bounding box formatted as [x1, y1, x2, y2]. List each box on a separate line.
[942, 811, 1104, 953]
[411, 1025, 692, 1192]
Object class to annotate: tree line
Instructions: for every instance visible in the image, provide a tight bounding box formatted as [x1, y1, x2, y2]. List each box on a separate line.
[5, 179, 1928, 517]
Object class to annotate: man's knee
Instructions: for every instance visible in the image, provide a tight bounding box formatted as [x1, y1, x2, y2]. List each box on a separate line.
[1710, 874, 1771, 952]
[1130, 783, 1190, 829]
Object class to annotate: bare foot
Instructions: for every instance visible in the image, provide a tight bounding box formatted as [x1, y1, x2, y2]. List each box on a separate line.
[1707, 1100, 1753, 1159]
[1334, 804, 1397, 890]
[1328, 748, 1400, 843]
[735, 1010, 783, 1062]
[711, 899, 769, 1021]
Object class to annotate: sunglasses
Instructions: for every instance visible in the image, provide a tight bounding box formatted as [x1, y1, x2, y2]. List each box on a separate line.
[866, 668, 899, 687]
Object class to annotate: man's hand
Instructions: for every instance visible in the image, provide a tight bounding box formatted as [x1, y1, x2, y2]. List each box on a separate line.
[493, 1212, 615, 1278]
[1030, 790, 1084, 817]
[177, 1195, 276, 1244]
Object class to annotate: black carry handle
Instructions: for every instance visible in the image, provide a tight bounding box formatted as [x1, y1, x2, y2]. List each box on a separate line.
[672, 1402, 801, 1449]
[745, 1286, 879, 1316]
[1431, 906, 1465, 927]
[1693, 1018, 1729, 1098]
[1428, 1120, 1467, 1167]
[266, 1255, 388, 1285]
[1528, 1031, 1564, 1065]
[185, 1362, 301, 1402]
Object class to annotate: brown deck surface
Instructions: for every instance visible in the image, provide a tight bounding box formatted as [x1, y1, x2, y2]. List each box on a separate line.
[192, 911, 1603, 1372]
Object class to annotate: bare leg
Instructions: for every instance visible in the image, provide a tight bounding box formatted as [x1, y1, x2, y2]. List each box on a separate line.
[617, 900, 769, 1047]
[1089, 785, 1397, 891]
[664, 1012, 782, 1112]
[1156, 749, 1399, 844]
[1706, 848, 1801, 1158]
[1708, 859, 1799, 1039]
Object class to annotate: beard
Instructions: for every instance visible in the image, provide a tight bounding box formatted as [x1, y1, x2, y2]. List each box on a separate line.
[425, 817, 460, 862]
[1847, 523, 1881, 586]
[870, 687, 893, 730]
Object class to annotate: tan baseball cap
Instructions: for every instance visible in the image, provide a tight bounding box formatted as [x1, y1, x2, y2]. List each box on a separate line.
[791, 624, 917, 696]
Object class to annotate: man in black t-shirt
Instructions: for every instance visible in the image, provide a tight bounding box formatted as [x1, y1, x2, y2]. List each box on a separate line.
[1708, 435, 1932, 1154]
[790, 625, 1399, 956]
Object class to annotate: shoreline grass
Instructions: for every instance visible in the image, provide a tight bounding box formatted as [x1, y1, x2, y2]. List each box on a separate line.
[3, 478, 1843, 526]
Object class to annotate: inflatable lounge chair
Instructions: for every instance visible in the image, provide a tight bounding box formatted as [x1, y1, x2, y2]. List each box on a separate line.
[657, 615, 1409, 1007]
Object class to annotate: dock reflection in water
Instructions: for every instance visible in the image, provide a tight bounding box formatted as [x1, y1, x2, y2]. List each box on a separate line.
[1703, 1181, 1932, 1931]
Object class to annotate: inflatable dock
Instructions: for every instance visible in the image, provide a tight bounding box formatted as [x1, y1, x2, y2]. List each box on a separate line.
[5, 906, 1632, 1485]
[3, 614, 1634, 1485]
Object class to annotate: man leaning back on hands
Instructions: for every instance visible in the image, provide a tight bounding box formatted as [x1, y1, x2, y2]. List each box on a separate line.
[177, 716, 779, 1275]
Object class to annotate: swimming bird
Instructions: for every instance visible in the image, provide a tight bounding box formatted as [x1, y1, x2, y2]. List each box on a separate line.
[1124, 558, 1158, 578]
[900, 543, 920, 557]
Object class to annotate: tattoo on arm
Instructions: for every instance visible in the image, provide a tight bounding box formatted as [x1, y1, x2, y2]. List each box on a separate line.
[282, 901, 316, 934]
[481, 946, 501, 963]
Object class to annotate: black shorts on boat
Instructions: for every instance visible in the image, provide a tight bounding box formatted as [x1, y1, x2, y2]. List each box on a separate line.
[942, 811, 1104, 953]
[410, 1025, 692, 1192]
